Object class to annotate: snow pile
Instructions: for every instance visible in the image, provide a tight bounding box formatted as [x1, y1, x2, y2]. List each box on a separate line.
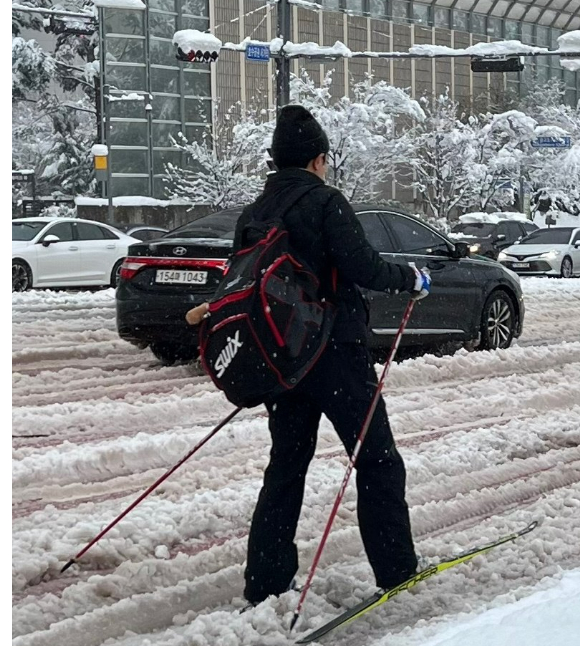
[75, 196, 191, 207]
[409, 40, 548, 58]
[459, 212, 529, 224]
[172, 29, 222, 55]
[271, 38, 352, 58]
[93, 0, 146, 9]
[558, 30, 580, 72]
[91, 145, 108, 157]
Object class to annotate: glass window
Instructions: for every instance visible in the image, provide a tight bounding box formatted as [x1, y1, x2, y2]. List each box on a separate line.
[521, 23, 534, 44]
[383, 213, 449, 255]
[152, 122, 182, 147]
[110, 148, 149, 174]
[151, 38, 179, 66]
[370, 0, 388, 18]
[520, 222, 537, 236]
[110, 120, 148, 146]
[13, 221, 47, 241]
[392, 0, 410, 22]
[497, 221, 523, 242]
[150, 0, 176, 10]
[44, 222, 74, 242]
[131, 229, 166, 241]
[182, 15, 210, 31]
[182, 0, 209, 16]
[345, 0, 364, 13]
[185, 97, 211, 122]
[100, 227, 119, 240]
[572, 231, 580, 244]
[75, 222, 109, 240]
[149, 12, 177, 39]
[153, 149, 183, 174]
[184, 124, 210, 144]
[183, 70, 211, 96]
[152, 95, 181, 121]
[471, 13, 486, 35]
[504, 20, 520, 40]
[106, 64, 146, 91]
[111, 176, 149, 197]
[104, 10, 144, 36]
[105, 37, 145, 64]
[434, 8, 450, 28]
[487, 16, 502, 37]
[536, 26, 549, 47]
[109, 94, 147, 118]
[151, 67, 180, 93]
[551, 30, 562, 49]
[412, 3, 430, 25]
[357, 212, 396, 252]
[452, 10, 468, 31]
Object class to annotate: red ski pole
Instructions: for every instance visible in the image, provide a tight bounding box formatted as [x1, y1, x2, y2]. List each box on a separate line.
[61, 406, 242, 573]
[290, 299, 415, 630]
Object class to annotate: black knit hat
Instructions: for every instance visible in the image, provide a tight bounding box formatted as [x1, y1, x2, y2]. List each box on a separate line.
[271, 105, 330, 169]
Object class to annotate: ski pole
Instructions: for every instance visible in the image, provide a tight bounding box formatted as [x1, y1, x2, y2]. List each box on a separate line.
[290, 298, 415, 630]
[61, 406, 242, 573]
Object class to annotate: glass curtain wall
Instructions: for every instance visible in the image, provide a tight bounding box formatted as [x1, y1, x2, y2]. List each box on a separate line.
[100, 1, 211, 198]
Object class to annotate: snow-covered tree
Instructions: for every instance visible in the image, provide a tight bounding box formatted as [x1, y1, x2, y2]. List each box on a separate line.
[164, 102, 272, 209]
[290, 71, 424, 201]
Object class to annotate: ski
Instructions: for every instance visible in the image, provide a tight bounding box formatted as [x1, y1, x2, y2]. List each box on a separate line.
[295, 520, 538, 644]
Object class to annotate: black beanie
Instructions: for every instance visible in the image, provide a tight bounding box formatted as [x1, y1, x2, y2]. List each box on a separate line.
[271, 105, 330, 169]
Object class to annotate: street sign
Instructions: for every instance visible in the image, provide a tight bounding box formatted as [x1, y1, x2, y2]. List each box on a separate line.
[531, 136, 572, 149]
[246, 44, 270, 62]
[12, 171, 35, 183]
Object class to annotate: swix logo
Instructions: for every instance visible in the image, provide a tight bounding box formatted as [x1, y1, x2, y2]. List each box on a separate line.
[215, 330, 243, 378]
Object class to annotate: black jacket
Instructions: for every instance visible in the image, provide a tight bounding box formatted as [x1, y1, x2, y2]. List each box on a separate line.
[233, 168, 416, 343]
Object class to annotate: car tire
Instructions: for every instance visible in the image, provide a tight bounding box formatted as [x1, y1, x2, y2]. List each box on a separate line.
[479, 290, 516, 351]
[560, 257, 573, 278]
[13, 260, 32, 292]
[110, 260, 123, 288]
[150, 341, 199, 366]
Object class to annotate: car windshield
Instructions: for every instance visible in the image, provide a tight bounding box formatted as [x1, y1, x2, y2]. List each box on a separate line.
[164, 211, 241, 240]
[519, 228, 572, 245]
[12, 221, 47, 241]
[451, 223, 496, 237]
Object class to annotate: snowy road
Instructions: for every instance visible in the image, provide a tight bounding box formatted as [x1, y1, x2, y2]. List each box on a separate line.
[12, 279, 580, 646]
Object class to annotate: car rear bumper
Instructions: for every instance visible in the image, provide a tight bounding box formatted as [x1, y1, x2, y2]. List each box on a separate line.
[116, 285, 205, 345]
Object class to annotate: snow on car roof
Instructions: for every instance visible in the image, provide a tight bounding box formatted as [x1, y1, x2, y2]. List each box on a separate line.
[459, 212, 530, 224]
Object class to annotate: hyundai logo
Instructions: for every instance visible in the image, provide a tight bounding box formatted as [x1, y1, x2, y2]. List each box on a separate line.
[173, 247, 187, 256]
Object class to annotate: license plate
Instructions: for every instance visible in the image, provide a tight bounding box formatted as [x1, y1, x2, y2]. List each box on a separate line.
[512, 262, 530, 269]
[155, 269, 208, 285]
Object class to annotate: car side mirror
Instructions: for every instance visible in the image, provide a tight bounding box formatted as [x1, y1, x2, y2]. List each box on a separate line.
[575, 241, 580, 248]
[451, 242, 470, 259]
[495, 234, 506, 241]
[42, 234, 61, 247]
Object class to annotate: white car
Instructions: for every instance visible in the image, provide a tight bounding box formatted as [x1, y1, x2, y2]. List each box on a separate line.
[12, 217, 139, 291]
[498, 226, 580, 278]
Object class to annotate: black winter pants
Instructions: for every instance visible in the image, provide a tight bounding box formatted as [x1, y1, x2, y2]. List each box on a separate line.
[244, 342, 417, 604]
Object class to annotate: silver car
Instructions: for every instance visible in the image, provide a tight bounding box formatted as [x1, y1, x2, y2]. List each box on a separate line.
[498, 227, 580, 278]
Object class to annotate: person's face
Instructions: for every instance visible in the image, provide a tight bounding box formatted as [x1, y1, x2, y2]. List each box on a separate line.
[308, 152, 328, 180]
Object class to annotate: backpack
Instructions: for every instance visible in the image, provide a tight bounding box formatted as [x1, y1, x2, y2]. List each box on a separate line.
[199, 186, 336, 408]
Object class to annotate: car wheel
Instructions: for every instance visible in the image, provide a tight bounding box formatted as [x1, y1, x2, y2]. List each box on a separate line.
[560, 257, 573, 278]
[12, 260, 32, 292]
[479, 291, 516, 351]
[110, 260, 123, 288]
[150, 341, 199, 366]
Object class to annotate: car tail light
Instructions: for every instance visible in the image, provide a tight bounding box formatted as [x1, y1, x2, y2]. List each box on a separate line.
[119, 256, 227, 281]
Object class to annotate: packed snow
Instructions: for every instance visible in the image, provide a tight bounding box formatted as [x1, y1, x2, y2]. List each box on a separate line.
[12, 278, 580, 645]
[458, 212, 529, 224]
[91, 145, 108, 157]
[93, 0, 146, 9]
[172, 30, 222, 55]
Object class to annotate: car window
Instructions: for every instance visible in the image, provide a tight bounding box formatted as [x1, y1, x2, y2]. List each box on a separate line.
[572, 231, 580, 244]
[136, 229, 166, 241]
[166, 211, 241, 239]
[499, 221, 523, 241]
[44, 222, 74, 242]
[382, 212, 449, 255]
[450, 223, 495, 237]
[357, 212, 396, 252]
[99, 226, 119, 240]
[13, 221, 47, 241]
[75, 222, 108, 240]
[520, 228, 573, 245]
[521, 222, 538, 235]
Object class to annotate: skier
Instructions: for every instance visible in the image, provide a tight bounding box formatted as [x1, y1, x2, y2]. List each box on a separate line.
[234, 105, 432, 606]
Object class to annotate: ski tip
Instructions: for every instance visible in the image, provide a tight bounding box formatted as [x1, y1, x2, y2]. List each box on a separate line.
[60, 559, 76, 574]
[527, 519, 539, 532]
[289, 612, 300, 632]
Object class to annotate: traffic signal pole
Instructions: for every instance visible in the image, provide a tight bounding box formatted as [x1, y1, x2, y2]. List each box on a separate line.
[276, 0, 291, 111]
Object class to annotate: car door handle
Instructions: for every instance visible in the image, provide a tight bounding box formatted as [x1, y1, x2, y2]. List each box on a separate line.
[68, 246, 79, 251]
[106, 245, 116, 249]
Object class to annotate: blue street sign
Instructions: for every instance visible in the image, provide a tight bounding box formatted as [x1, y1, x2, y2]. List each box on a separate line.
[245, 44, 270, 62]
[531, 136, 572, 149]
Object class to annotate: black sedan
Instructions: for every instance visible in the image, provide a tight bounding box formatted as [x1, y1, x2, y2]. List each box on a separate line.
[116, 206, 525, 364]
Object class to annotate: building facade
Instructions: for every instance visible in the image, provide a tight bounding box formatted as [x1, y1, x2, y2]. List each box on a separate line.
[99, 0, 580, 200]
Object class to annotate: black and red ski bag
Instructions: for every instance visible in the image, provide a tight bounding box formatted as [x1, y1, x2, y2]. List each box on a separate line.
[199, 188, 335, 408]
